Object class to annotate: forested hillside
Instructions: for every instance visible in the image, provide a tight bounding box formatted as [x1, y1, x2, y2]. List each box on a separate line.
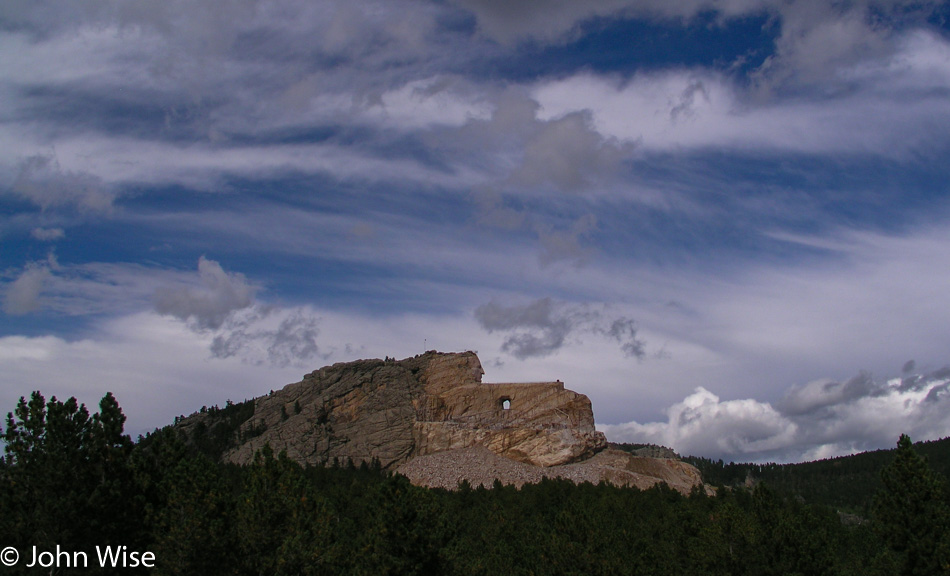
[2, 391, 948, 575]
[679, 437, 950, 514]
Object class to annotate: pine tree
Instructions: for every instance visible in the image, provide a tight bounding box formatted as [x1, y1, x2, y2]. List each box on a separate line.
[873, 434, 950, 575]
[0, 391, 144, 573]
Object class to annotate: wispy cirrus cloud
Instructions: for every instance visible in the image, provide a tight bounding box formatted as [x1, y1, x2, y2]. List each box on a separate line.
[454, 0, 945, 94]
[533, 31, 950, 157]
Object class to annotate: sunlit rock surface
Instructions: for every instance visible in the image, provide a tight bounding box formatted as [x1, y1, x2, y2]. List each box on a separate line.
[224, 351, 605, 468]
[178, 351, 703, 492]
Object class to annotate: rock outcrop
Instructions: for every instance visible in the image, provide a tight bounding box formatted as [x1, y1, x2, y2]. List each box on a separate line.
[397, 446, 705, 493]
[198, 351, 606, 469]
[175, 351, 704, 493]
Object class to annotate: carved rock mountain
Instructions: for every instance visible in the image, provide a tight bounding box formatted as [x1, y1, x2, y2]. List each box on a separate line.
[175, 351, 703, 492]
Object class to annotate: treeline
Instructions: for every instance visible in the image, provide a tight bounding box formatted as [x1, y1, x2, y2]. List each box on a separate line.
[682, 436, 950, 514]
[2, 391, 948, 575]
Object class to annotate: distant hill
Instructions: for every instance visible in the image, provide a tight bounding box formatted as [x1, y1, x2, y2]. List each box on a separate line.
[669, 436, 950, 513]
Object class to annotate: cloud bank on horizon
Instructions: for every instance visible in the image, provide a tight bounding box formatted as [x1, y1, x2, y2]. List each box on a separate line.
[2, 0, 950, 463]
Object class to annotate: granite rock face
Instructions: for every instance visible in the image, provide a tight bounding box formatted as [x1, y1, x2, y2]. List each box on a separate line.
[216, 351, 607, 469]
[175, 351, 705, 493]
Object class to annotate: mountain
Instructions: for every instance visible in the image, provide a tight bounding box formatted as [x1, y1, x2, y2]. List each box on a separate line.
[170, 350, 705, 492]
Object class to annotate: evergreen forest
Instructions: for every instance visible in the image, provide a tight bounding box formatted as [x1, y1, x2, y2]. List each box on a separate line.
[2, 390, 949, 575]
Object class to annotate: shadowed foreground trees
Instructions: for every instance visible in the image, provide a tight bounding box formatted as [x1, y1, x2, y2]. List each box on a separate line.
[873, 434, 950, 575]
[0, 392, 146, 574]
[3, 391, 949, 575]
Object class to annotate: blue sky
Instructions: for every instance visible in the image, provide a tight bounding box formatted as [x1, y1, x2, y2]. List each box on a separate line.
[3, 0, 950, 463]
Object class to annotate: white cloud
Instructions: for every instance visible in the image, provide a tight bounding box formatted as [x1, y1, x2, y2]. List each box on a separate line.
[700, 226, 950, 379]
[530, 28, 950, 156]
[449, 0, 787, 45]
[3, 262, 53, 315]
[0, 335, 60, 361]
[509, 111, 630, 193]
[0, 132, 483, 194]
[154, 256, 256, 330]
[10, 154, 114, 212]
[31, 227, 65, 241]
[2, 259, 187, 317]
[600, 368, 950, 463]
[453, 0, 944, 95]
[366, 77, 492, 129]
[601, 387, 799, 461]
[0, 313, 304, 439]
[0, 307, 504, 438]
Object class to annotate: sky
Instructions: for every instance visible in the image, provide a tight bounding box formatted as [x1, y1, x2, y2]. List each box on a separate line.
[2, 0, 950, 464]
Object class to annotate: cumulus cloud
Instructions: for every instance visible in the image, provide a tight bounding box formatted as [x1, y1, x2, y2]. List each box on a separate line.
[445, 89, 633, 198]
[601, 365, 950, 463]
[475, 297, 646, 360]
[508, 111, 630, 193]
[3, 262, 53, 315]
[154, 257, 325, 367]
[603, 387, 799, 460]
[154, 257, 255, 330]
[11, 154, 113, 212]
[460, 92, 630, 264]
